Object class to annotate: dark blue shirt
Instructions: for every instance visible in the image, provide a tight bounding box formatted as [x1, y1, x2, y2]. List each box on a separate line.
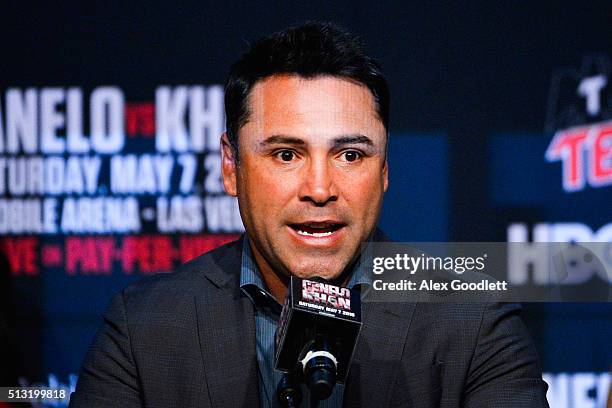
[239, 236, 371, 408]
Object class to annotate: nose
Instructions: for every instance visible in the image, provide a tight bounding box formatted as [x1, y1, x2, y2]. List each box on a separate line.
[298, 157, 338, 206]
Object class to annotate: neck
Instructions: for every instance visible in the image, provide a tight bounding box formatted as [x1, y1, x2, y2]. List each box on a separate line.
[248, 240, 289, 303]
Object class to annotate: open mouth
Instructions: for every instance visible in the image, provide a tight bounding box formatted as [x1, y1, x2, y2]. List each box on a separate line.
[288, 222, 344, 238]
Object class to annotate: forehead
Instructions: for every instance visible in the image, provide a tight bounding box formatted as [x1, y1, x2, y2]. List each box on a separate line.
[240, 75, 385, 144]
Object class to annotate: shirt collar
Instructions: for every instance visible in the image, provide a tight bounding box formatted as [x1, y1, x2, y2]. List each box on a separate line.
[239, 235, 267, 292]
[239, 236, 279, 311]
[239, 235, 372, 308]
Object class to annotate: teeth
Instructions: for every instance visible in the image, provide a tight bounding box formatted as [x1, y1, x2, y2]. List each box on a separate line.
[297, 230, 334, 237]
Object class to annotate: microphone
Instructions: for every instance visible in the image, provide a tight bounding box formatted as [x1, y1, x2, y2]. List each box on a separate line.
[275, 276, 362, 403]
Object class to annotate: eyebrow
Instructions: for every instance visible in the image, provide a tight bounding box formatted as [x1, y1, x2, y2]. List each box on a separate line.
[331, 134, 374, 148]
[259, 134, 374, 148]
[260, 135, 305, 146]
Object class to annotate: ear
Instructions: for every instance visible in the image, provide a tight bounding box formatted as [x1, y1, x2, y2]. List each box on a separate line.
[221, 132, 238, 197]
[383, 158, 389, 192]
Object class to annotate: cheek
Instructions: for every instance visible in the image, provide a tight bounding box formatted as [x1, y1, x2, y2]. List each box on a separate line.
[340, 169, 385, 216]
[238, 165, 297, 222]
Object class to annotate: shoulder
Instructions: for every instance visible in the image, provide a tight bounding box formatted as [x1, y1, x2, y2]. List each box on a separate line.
[115, 237, 243, 315]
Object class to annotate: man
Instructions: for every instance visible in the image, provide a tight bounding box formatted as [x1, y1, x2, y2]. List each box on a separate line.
[69, 22, 549, 407]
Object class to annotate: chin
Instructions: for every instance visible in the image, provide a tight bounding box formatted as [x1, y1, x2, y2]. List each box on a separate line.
[288, 262, 344, 281]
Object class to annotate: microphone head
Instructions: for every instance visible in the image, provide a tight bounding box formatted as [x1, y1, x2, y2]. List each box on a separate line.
[276, 373, 303, 407]
[306, 365, 336, 400]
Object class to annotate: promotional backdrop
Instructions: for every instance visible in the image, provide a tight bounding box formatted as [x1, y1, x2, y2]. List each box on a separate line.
[1, 2, 611, 407]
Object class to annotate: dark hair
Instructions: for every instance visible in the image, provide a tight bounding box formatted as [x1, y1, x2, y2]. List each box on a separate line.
[224, 21, 389, 160]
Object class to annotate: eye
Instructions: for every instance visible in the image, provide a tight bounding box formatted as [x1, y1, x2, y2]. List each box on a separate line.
[340, 150, 363, 162]
[275, 150, 296, 162]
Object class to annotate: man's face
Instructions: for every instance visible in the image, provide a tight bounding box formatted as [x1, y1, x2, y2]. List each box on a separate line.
[222, 74, 388, 281]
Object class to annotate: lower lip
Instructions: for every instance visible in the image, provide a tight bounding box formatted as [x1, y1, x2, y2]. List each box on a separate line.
[286, 225, 346, 248]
